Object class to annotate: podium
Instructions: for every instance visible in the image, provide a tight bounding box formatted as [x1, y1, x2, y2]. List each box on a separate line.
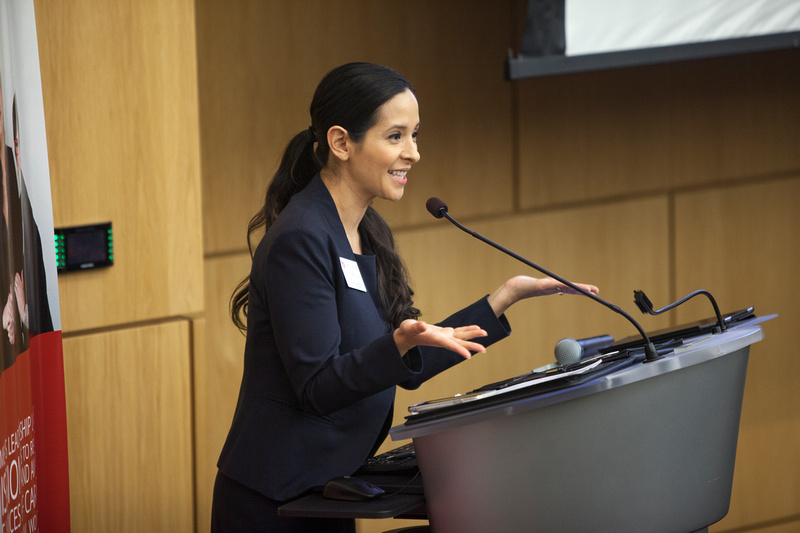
[390, 321, 769, 533]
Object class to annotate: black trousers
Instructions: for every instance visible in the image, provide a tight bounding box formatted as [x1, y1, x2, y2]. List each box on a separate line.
[211, 470, 356, 533]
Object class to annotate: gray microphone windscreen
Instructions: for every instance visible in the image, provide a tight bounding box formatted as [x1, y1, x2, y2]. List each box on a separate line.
[554, 338, 582, 366]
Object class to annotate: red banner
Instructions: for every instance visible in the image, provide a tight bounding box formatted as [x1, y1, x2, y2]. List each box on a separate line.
[1, 1, 70, 531]
[2, 333, 69, 532]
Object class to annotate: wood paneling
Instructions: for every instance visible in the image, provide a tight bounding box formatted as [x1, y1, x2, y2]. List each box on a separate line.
[517, 49, 800, 210]
[33, 1, 203, 530]
[194, 255, 249, 533]
[196, 0, 516, 256]
[62, 320, 194, 532]
[34, 0, 204, 331]
[675, 177, 800, 531]
[736, 518, 800, 533]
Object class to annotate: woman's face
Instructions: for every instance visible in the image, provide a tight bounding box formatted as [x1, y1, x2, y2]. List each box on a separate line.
[346, 89, 420, 204]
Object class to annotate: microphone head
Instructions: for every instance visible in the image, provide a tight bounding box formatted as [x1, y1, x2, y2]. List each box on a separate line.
[554, 338, 582, 366]
[426, 197, 448, 219]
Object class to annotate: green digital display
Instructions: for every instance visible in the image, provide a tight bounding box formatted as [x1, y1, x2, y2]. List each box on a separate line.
[54, 222, 113, 273]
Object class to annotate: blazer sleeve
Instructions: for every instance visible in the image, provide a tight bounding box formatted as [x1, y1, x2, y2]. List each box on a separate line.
[399, 296, 511, 391]
[259, 224, 423, 416]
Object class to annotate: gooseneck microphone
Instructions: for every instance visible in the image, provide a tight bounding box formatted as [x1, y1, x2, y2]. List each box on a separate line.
[634, 289, 727, 333]
[425, 197, 661, 362]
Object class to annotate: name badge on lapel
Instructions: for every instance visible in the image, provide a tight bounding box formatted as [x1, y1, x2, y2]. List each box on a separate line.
[340, 257, 367, 292]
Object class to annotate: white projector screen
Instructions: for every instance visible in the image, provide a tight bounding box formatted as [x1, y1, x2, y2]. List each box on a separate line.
[507, 0, 800, 79]
[566, 0, 800, 56]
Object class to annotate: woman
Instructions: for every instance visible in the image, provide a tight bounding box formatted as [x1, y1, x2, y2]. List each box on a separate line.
[212, 62, 597, 532]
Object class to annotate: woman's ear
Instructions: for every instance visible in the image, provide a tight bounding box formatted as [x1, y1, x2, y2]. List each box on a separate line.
[327, 126, 351, 162]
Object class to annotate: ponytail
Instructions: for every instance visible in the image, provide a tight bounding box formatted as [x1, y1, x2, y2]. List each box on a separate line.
[230, 127, 320, 332]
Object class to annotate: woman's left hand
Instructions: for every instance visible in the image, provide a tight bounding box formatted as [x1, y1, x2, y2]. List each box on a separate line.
[487, 276, 599, 317]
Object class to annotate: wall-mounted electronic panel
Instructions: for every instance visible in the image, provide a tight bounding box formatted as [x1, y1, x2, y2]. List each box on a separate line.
[54, 222, 114, 273]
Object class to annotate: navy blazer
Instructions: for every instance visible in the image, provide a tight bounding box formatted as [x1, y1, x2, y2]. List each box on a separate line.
[217, 175, 511, 501]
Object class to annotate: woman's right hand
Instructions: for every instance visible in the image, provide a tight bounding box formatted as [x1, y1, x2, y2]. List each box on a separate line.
[393, 319, 487, 359]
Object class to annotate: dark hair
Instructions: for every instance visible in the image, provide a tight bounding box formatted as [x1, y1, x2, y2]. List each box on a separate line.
[231, 62, 420, 331]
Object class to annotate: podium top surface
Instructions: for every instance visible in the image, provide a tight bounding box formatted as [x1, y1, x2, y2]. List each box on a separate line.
[391, 320, 769, 440]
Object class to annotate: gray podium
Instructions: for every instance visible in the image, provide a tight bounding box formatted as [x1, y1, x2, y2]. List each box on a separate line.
[391, 321, 770, 533]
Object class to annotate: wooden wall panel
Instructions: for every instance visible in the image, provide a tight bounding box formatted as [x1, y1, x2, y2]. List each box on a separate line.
[194, 255, 249, 533]
[517, 49, 800, 210]
[34, 0, 204, 331]
[62, 320, 194, 532]
[196, 0, 516, 256]
[675, 177, 800, 532]
[34, 1, 204, 530]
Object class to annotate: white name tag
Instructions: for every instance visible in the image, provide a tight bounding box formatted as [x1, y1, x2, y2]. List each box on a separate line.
[340, 257, 367, 292]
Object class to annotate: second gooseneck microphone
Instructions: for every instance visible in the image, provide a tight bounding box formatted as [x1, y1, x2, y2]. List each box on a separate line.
[425, 197, 661, 362]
